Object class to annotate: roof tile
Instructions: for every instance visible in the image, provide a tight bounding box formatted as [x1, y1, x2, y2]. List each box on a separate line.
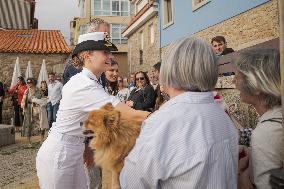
[0, 29, 71, 54]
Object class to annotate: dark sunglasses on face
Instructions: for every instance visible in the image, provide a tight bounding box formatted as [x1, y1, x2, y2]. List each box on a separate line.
[118, 80, 123, 82]
[136, 77, 145, 81]
[27, 81, 32, 84]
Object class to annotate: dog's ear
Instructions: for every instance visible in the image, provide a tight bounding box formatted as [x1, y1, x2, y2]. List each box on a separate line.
[103, 110, 120, 128]
[102, 103, 114, 111]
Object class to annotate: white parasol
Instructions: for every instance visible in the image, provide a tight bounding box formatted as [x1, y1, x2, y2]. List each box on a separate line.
[10, 57, 22, 89]
[25, 60, 33, 81]
[37, 59, 49, 88]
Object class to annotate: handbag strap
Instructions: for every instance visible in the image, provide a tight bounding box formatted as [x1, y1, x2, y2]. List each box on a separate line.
[261, 118, 282, 124]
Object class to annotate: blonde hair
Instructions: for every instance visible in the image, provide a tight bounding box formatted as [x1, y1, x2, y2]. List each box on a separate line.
[72, 51, 93, 68]
[236, 49, 281, 109]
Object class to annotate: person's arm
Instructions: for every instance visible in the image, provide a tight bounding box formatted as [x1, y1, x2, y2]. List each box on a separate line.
[21, 89, 28, 111]
[81, 86, 150, 122]
[7, 85, 17, 95]
[115, 102, 149, 122]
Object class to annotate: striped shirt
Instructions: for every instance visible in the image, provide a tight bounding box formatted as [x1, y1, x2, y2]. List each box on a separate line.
[119, 92, 239, 189]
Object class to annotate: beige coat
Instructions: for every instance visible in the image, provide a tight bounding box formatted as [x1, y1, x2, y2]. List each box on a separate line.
[31, 98, 48, 130]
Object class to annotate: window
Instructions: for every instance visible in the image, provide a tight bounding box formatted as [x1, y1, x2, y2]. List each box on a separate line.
[140, 31, 144, 50]
[92, 0, 129, 16]
[130, 3, 135, 16]
[110, 24, 128, 44]
[149, 24, 154, 44]
[139, 31, 144, 64]
[163, 0, 173, 27]
[139, 50, 143, 65]
[192, 0, 210, 11]
[93, 0, 110, 16]
[79, 25, 88, 35]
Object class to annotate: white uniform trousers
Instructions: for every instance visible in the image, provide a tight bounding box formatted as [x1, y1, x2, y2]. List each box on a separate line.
[36, 131, 87, 189]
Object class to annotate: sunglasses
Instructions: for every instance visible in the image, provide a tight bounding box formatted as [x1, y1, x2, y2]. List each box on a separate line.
[27, 81, 32, 84]
[136, 77, 145, 81]
[118, 80, 123, 82]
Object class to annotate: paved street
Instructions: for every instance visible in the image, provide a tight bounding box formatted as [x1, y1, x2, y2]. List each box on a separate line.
[0, 132, 41, 189]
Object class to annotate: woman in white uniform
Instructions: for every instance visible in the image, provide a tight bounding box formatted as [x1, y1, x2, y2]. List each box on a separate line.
[36, 32, 149, 189]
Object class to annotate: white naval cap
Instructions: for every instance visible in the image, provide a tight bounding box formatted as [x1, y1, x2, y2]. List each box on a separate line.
[72, 32, 118, 57]
[77, 32, 105, 44]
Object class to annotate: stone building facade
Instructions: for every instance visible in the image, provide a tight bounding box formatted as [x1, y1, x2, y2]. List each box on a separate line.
[122, 0, 160, 75]
[158, 0, 279, 129]
[197, 0, 279, 51]
[161, 0, 279, 58]
[126, 15, 160, 74]
[70, 0, 131, 77]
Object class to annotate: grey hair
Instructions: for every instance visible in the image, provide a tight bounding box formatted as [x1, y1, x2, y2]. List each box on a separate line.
[86, 18, 110, 33]
[235, 49, 281, 109]
[159, 36, 218, 91]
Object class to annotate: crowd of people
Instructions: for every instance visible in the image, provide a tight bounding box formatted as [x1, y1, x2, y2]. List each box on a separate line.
[0, 17, 281, 189]
[0, 73, 63, 147]
[36, 19, 281, 189]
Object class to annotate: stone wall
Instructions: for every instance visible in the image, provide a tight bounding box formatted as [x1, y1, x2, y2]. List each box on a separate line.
[196, 0, 279, 50]
[159, 1, 279, 129]
[161, 0, 279, 56]
[0, 52, 69, 124]
[127, 15, 160, 75]
[216, 75, 259, 129]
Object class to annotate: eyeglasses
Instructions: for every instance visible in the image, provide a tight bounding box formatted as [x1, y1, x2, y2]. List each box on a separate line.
[27, 81, 32, 84]
[136, 77, 145, 81]
[118, 80, 123, 82]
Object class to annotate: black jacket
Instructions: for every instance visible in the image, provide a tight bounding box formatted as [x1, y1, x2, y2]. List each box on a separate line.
[220, 48, 234, 56]
[0, 82, 5, 98]
[128, 85, 156, 112]
[63, 58, 82, 85]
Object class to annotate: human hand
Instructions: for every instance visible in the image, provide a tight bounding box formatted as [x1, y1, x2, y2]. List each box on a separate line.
[238, 145, 249, 174]
[126, 100, 134, 107]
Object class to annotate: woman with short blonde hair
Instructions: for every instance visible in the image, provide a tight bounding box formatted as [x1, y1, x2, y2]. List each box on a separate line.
[235, 49, 282, 189]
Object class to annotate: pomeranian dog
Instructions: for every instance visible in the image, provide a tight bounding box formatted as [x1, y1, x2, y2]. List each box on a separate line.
[84, 103, 142, 189]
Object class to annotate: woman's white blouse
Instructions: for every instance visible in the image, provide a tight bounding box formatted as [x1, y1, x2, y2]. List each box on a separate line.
[51, 68, 120, 137]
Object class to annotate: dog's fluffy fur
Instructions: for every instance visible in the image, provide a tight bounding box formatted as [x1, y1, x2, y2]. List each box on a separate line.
[84, 103, 142, 189]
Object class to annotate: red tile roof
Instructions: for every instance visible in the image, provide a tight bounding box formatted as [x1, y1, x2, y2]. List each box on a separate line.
[0, 30, 71, 54]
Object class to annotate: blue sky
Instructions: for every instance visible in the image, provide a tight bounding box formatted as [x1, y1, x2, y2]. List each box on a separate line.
[34, 0, 80, 44]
